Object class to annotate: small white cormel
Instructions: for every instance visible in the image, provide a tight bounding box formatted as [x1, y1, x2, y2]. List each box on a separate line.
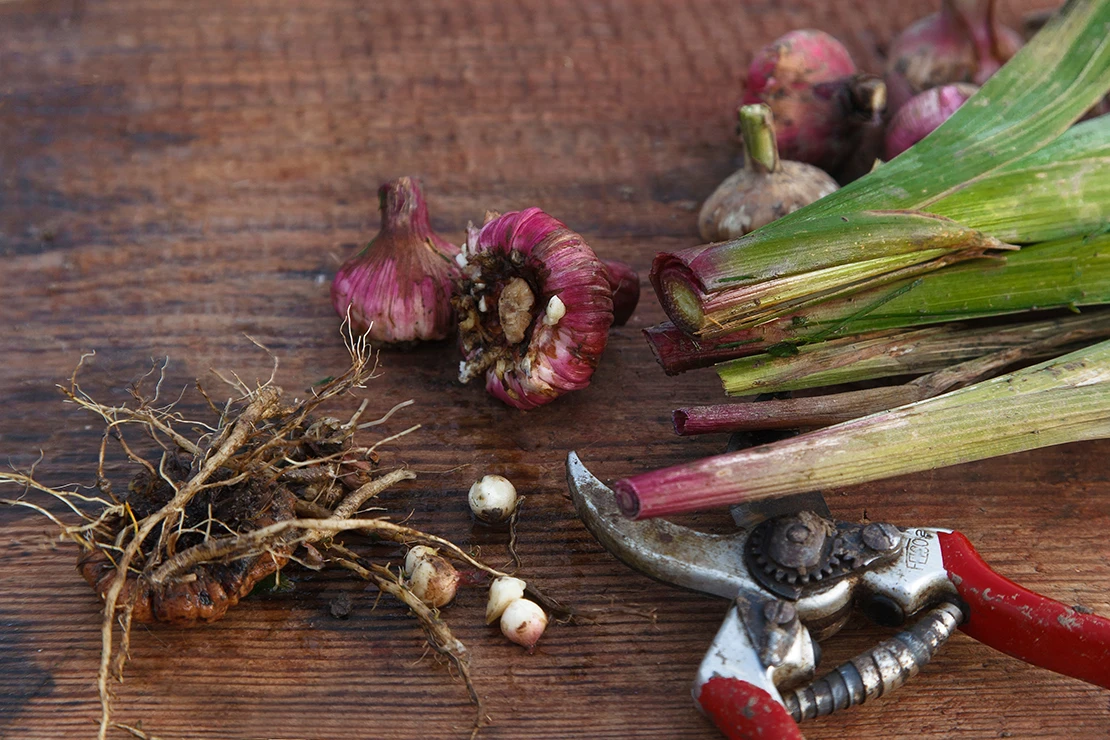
[407, 553, 459, 608]
[486, 576, 527, 624]
[404, 545, 438, 576]
[500, 598, 548, 651]
[468, 474, 518, 523]
[542, 294, 566, 326]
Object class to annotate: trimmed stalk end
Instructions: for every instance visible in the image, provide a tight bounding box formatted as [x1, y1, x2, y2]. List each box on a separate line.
[612, 480, 641, 519]
[739, 103, 780, 175]
[658, 270, 706, 336]
[378, 176, 433, 238]
[847, 74, 887, 124]
[672, 409, 693, 436]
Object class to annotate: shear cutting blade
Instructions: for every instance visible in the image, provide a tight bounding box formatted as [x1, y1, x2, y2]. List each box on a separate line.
[566, 451, 755, 599]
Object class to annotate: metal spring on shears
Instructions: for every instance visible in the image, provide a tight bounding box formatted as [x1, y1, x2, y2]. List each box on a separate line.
[782, 602, 965, 722]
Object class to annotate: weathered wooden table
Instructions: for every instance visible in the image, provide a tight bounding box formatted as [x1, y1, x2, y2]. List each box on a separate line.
[2, 0, 1107, 738]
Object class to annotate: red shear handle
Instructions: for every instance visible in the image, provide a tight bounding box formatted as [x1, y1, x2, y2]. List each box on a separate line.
[696, 676, 804, 740]
[937, 531, 1110, 688]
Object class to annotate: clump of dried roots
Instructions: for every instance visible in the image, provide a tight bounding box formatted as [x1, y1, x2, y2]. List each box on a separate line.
[2, 326, 563, 740]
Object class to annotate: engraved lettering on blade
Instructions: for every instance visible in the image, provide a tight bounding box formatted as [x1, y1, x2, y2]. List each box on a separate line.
[906, 529, 933, 570]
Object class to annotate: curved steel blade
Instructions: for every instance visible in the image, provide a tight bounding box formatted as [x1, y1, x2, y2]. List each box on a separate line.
[566, 451, 755, 599]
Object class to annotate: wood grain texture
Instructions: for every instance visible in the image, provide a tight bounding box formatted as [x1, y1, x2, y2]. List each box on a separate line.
[1, 0, 1107, 738]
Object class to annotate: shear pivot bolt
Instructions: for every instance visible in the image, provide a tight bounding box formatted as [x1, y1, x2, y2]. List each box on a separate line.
[767, 511, 831, 572]
[762, 600, 797, 625]
[862, 522, 902, 552]
[786, 523, 811, 543]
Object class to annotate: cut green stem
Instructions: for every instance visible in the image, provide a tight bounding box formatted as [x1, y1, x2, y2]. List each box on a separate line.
[643, 321, 764, 376]
[618, 337, 1110, 519]
[650, 116, 1110, 374]
[739, 104, 779, 174]
[650, 229, 1110, 373]
[682, 311, 1110, 434]
[674, 391, 907, 435]
[718, 310, 1110, 396]
[655, 210, 1012, 333]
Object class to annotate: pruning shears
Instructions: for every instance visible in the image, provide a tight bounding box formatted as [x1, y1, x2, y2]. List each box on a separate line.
[565, 452, 1110, 739]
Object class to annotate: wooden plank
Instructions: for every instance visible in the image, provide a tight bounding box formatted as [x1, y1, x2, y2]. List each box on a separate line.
[2, 0, 1107, 738]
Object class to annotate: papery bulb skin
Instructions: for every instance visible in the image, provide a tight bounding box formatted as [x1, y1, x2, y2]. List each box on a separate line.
[331, 177, 460, 345]
[601, 259, 641, 326]
[700, 104, 839, 241]
[959, 0, 1024, 84]
[885, 0, 1021, 114]
[455, 209, 614, 410]
[885, 83, 978, 159]
[742, 30, 885, 178]
[885, 2, 975, 114]
[699, 162, 839, 240]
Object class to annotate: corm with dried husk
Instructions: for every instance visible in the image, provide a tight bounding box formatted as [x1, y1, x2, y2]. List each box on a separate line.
[698, 104, 839, 242]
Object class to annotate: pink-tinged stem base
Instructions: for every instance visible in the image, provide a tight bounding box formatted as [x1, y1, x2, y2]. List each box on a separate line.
[612, 453, 775, 519]
[672, 393, 904, 435]
[644, 322, 774, 375]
